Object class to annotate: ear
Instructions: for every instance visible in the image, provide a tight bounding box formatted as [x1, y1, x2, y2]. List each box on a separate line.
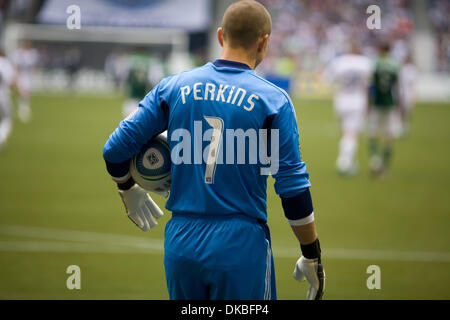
[257, 34, 269, 52]
[217, 27, 224, 48]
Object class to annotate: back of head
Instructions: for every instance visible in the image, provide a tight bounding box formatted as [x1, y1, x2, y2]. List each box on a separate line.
[405, 54, 413, 64]
[349, 41, 361, 55]
[378, 41, 391, 56]
[222, 0, 272, 50]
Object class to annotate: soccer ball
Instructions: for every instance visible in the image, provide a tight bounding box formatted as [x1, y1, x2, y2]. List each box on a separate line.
[130, 132, 171, 193]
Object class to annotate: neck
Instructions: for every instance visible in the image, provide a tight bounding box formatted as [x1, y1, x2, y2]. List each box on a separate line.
[220, 46, 256, 69]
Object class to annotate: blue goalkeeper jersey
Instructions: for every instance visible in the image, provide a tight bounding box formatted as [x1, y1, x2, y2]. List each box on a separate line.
[103, 59, 311, 222]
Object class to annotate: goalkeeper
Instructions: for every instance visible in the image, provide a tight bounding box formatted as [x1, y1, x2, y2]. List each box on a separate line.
[103, 0, 324, 300]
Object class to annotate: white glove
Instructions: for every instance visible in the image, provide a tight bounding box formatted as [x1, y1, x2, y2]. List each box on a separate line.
[293, 256, 325, 300]
[118, 184, 164, 231]
[152, 190, 169, 198]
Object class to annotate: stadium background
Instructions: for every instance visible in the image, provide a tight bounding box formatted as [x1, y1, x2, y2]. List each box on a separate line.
[0, 0, 449, 299]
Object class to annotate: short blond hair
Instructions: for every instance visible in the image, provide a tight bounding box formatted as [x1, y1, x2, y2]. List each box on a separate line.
[222, 0, 272, 49]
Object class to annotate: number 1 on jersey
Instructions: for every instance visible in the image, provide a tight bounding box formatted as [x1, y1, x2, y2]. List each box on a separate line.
[204, 116, 224, 184]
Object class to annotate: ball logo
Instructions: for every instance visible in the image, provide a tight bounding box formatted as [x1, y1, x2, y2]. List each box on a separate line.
[144, 148, 162, 170]
[130, 133, 171, 192]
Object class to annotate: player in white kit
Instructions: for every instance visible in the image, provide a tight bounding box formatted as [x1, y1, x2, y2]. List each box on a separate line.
[11, 41, 39, 123]
[398, 54, 417, 136]
[0, 50, 16, 150]
[323, 44, 373, 176]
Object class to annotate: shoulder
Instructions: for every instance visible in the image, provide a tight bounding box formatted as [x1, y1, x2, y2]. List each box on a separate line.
[356, 55, 373, 71]
[251, 73, 294, 115]
[358, 55, 372, 64]
[158, 64, 211, 88]
[148, 64, 212, 102]
[387, 57, 399, 68]
[380, 58, 399, 71]
[249, 72, 291, 106]
[172, 63, 212, 79]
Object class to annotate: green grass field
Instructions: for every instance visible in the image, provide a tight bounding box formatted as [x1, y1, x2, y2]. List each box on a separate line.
[0, 93, 449, 299]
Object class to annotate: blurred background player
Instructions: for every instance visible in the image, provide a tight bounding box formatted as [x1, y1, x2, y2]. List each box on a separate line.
[105, 50, 130, 92]
[0, 49, 15, 150]
[368, 42, 401, 177]
[122, 49, 165, 117]
[122, 48, 150, 117]
[398, 54, 417, 136]
[11, 40, 38, 123]
[323, 43, 372, 176]
[63, 46, 82, 88]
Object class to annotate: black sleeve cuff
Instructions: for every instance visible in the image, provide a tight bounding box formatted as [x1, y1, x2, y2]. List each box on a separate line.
[117, 177, 135, 191]
[281, 188, 314, 220]
[105, 159, 131, 179]
[301, 238, 321, 260]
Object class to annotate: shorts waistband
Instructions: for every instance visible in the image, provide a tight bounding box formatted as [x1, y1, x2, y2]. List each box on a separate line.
[172, 211, 264, 223]
[171, 211, 271, 244]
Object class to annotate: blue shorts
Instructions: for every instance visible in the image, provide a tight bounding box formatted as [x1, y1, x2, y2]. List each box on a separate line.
[164, 212, 276, 300]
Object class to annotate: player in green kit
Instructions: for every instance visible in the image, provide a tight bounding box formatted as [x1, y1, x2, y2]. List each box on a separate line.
[368, 42, 402, 177]
[122, 49, 165, 117]
[122, 49, 150, 116]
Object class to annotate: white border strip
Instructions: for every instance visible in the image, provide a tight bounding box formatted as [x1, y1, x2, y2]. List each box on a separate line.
[111, 172, 131, 183]
[288, 212, 314, 226]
